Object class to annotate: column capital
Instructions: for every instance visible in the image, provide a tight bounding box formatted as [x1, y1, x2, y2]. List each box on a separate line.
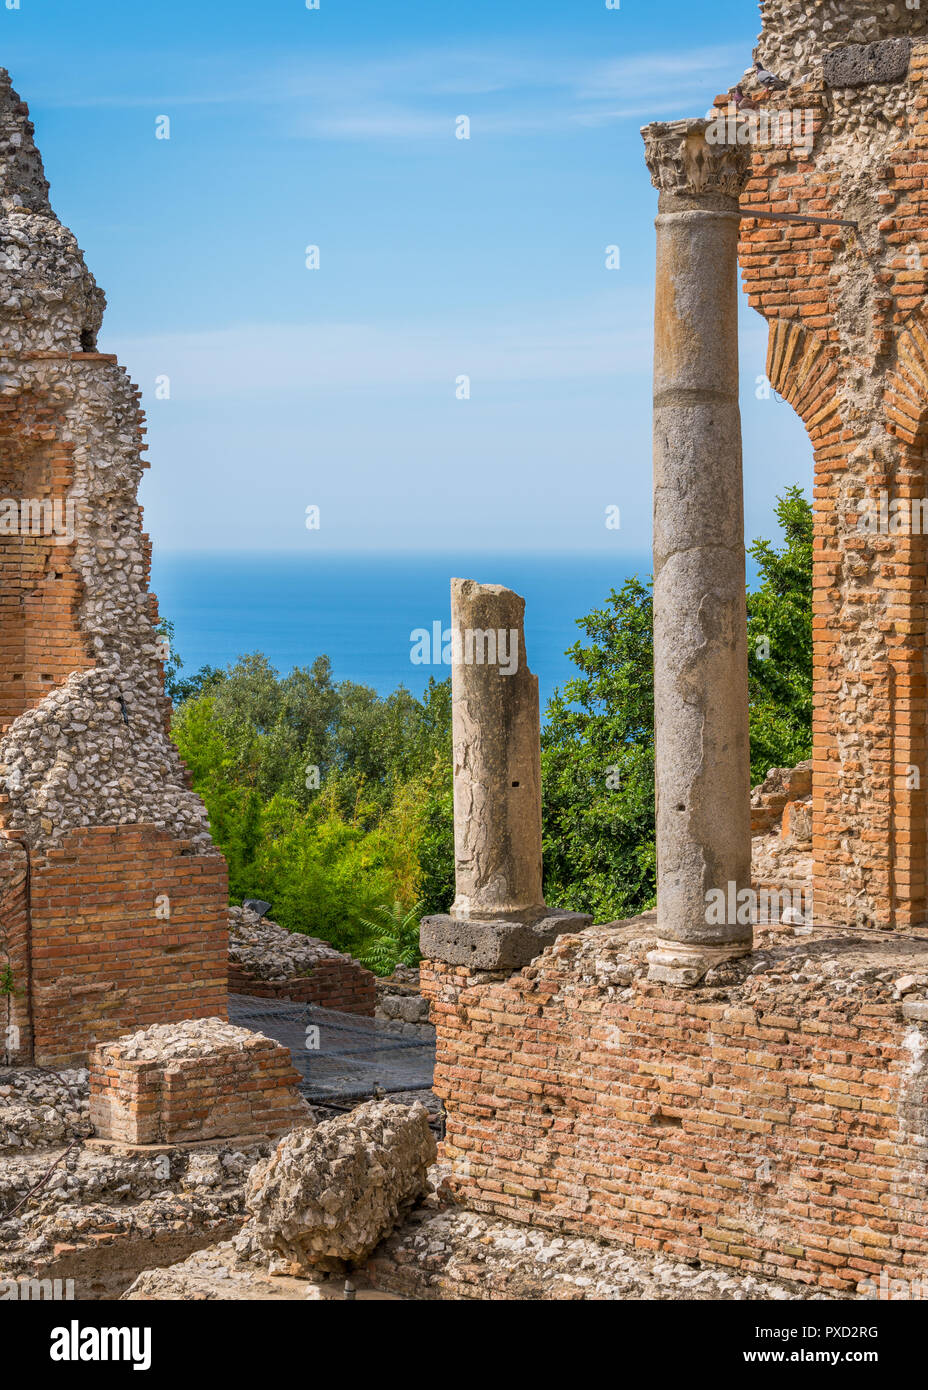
[641, 117, 752, 203]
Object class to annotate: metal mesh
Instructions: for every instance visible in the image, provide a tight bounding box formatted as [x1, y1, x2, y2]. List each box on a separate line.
[228, 993, 435, 1103]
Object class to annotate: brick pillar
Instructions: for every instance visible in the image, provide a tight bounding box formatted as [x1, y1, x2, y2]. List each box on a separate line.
[642, 118, 754, 984]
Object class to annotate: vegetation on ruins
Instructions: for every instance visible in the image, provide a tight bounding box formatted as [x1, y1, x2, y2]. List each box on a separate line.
[541, 574, 657, 924]
[745, 485, 814, 783]
[541, 487, 813, 922]
[356, 900, 425, 975]
[169, 654, 452, 962]
[166, 488, 812, 959]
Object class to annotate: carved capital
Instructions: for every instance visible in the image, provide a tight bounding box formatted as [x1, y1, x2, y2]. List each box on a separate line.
[641, 118, 752, 202]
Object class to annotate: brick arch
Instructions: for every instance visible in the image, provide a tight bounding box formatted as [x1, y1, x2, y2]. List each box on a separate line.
[764, 306, 928, 933]
[764, 318, 841, 446]
[885, 311, 928, 444]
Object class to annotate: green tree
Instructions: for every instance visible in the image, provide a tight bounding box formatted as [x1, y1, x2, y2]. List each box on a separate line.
[155, 618, 222, 704]
[746, 485, 814, 782]
[541, 575, 657, 924]
[539, 487, 814, 922]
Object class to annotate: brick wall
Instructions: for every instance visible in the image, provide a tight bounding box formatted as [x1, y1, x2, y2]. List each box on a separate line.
[228, 959, 376, 1015]
[737, 42, 928, 928]
[89, 1027, 307, 1145]
[0, 393, 92, 731]
[424, 923, 928, 1293]
[27, 824, 229, 1067]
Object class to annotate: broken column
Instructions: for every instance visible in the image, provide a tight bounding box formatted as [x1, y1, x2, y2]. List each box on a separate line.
[421, 579, 589, 971]
[641, 119, 753, 985]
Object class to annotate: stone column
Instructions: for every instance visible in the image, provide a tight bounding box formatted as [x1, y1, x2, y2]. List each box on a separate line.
[641, 118, 754, 985]
[420, 579, 589, 972]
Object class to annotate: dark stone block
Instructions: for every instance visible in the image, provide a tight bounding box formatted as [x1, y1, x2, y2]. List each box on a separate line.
[823, 38, 911, 88]
[420, 909, 591, 971]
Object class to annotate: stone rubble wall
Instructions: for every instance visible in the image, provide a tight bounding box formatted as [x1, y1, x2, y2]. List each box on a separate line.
[365, 1204, 839, 1302]
[0, 1065, 88, 1150]
[0, 68, 229, 1063]
[0, 1134, 268, 1299]
[375, 966, 434, 1038]
[751, 762, 814, 917]
[755, 1, 928, 84]
[751, 761, 813, 837]
[228, 905, 375, 1016]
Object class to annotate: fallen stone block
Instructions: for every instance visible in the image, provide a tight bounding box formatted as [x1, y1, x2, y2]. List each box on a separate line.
[239, 1099, 436, 1272]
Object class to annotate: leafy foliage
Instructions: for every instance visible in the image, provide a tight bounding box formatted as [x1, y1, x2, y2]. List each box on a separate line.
[540, 488, 813, 922]
[356, 900, 424, 974]
[169, 657, 453, 968]
[155, 618, 222, 704]
[165, 489, 812, 957]
[745, 485, 814, 783]
[541, 576, 656, 924]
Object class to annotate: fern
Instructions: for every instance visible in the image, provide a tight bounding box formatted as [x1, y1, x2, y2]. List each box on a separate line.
[357, 900, 423, 975]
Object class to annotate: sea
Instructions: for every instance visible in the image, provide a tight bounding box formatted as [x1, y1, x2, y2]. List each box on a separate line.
[150, 550, 654, 713]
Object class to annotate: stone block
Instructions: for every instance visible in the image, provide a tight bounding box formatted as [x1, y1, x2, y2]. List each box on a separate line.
[238, 1099, 436, 1273]
[823, 39, 911, 88]
[420, 909, 591, 971]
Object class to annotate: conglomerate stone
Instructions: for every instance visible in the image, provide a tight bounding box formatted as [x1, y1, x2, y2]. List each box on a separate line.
[236, 1099, 436, 1273]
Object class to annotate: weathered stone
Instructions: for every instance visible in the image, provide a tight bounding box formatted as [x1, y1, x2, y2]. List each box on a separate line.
[641, 118, 753, 981]
[421, 910, 589, 971]
[423, 579, 591, 973]
[238, 1100, 436, 1273]
[823, 38, 911, 87]
[448, 578, 546, 923]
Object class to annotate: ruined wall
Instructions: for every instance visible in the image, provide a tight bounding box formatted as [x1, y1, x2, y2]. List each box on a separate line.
[737, 11, 928, 928]
[422, 0, 928, 1293]
[227, 905, 376, 1016]
[0, 69, 228, 1063]
[0, 838, 29, 1061]
[426, 920, 928, 1293]
[89, 1020, 308, 1146]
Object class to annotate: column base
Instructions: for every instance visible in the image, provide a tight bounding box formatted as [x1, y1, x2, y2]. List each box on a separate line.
[646, 938, 752, 987]
[420, 908, 591, 971]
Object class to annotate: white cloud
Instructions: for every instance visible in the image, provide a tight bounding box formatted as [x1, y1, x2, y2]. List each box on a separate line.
[37, 42, 748, 140]
[106, 297, 652, 401]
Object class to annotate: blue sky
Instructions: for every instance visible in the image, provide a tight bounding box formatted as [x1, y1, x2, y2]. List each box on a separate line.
[3, 0, 813, 554]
